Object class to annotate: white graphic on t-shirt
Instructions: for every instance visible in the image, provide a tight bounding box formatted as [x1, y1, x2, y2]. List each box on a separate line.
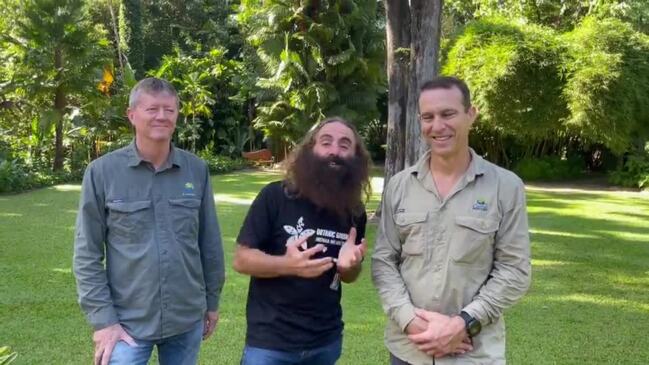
[283, 217, 355, 292]
[284, 217, 316, 250]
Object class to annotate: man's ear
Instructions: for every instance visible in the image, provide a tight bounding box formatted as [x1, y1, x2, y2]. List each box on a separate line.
[468, 105, 478, 126]
[126, 108, 135, 126]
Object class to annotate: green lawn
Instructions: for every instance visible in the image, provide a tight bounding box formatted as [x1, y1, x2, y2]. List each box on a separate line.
[1, 170, 648, 364]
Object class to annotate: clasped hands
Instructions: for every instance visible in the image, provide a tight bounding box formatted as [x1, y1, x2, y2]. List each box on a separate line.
[405, 308, 473, 358]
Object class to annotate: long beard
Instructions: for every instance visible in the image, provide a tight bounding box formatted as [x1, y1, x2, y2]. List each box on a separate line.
[290, 149, 364, 219]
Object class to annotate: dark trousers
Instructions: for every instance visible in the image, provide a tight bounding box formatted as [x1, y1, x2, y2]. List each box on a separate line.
[390, 353, 412, 365]
[390, 353, 437, 365]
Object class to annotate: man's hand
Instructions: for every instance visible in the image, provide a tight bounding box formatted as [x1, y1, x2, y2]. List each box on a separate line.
[284, 233, 334, 278]
[405, 315, 429, 335]
[407, 309, 473, 358]
[93, 323, 136, 365]
[203, 311, 219, 340]
[336, 227, 367, 273]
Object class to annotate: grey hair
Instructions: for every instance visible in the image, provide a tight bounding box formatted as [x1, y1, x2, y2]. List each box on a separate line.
[128, 77, 179, 108]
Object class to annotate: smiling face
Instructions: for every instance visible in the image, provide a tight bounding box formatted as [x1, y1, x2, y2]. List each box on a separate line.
[288, 119, 367, 219]
[418, 86, 477, 159]
[127, 92, 179, 144]
[312, 121, 357, 168]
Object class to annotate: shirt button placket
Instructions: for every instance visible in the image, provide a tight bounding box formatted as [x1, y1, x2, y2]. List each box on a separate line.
[154, 174, 169, 338]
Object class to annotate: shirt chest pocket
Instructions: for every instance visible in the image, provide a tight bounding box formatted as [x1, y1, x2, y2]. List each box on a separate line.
[169, 198, 201, 245]
[106, 200, 151, 243]
[394, 212, 428, 256]
[451, 216, 498, 264]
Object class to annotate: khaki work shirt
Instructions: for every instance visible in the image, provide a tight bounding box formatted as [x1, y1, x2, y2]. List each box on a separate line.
[372, 149, 531, 365]
[73, 142, 225, 340]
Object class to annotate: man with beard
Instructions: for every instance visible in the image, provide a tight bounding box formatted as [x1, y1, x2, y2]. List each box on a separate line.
[233, 117, 372, 365]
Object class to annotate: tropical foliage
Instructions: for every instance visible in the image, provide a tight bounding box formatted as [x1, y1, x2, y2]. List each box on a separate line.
[238, 0, 385, 155]
[1, 0, 648, 193]
[442, 14, 649, 184]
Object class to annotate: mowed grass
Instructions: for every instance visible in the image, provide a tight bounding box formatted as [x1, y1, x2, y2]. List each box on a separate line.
[1, 170, 648, 364]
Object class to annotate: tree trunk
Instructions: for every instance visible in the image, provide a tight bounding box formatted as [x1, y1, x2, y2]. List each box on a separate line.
[405, 0, 443, 167]
[123, 0, 144, 78]
[108, 0, 125, 77]
[384, 0, 411, 188]
[53, 47, 66, 171]
[382, 0, 443, 198]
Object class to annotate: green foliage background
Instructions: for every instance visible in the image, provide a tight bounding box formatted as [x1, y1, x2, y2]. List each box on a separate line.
[1, 0, 648, 193]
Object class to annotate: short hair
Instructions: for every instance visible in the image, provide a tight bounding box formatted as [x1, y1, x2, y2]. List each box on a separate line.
[420, 76, 471, 110]
[128, 77, 179, 108]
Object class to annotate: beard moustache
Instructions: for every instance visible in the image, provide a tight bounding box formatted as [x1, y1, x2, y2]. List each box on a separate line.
[291, 148, 365, 220]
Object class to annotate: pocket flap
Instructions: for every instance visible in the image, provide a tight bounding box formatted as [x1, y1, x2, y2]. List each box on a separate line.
[394, 212, 428, 226]
[455, 216, 498, 234]
[402, 240, 425, 255]
[106, 200, 151, 213]
[169, 198, 201, 209]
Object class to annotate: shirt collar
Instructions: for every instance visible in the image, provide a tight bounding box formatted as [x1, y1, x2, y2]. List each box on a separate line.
[465, 148, 486, 182]
[411, 148, 486, 182]
[126, 140, 182, 169]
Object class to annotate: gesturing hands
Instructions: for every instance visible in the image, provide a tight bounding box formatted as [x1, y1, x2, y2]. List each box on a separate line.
[407, 309, 473, 358]
[284, 233, 334, 278]
[336, 227, 367, 273]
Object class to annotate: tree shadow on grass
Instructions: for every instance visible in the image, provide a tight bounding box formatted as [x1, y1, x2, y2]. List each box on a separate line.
[511, 205, 649, 363]
[522, 190, 649, 363]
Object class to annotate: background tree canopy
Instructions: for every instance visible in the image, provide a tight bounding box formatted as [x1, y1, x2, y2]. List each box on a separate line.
[0, 0, 648, 193]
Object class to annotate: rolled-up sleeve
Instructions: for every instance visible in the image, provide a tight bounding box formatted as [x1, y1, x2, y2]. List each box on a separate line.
[371, 179, 416, 331]
[73, 162, 118, 330]
[199, 164, 225, 312]
[463, 182, 532, 324]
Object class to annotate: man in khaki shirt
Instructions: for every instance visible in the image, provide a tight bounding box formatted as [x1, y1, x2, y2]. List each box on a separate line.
[372, 76, 531, 365]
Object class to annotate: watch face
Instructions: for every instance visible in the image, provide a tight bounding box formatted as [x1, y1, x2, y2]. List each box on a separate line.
[468, 319, 482, 337]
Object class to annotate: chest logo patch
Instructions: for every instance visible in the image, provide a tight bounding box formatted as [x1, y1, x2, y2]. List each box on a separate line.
[284, 217, 316, 250]
[183, 182, 196, 197]
[472, 199, 488, 211]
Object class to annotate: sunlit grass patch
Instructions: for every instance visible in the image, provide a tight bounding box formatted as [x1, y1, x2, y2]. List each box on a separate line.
[1, 170, 647, 363]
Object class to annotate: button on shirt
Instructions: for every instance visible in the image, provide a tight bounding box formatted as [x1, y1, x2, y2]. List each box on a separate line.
[73, 142, 225, 340]
[372, 149, 531, 365]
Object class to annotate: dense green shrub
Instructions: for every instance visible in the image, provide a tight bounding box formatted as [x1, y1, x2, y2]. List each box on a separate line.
[0, 150, 250, 194]
[442, 17, 568, 166]
[562, 17, 649, 154]
[0, 158, 83, 194]
[359, 118, 386, 162]
[197, 150, 250, 174]
[609, 149, 649, 190]
[514, 156, 585, 182]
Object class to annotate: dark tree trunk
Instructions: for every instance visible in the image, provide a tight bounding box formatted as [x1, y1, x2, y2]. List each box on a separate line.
[53, 47, 66, 172]
[405, 0, 443, 167]
[382, 0, 443, 191]
[384, 0, 411, 187]
[123, 0, 144, 78]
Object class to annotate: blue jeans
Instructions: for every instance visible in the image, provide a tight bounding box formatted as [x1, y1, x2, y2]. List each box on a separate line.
[241, 337, 342, 365]
[109, 321, 203, 365]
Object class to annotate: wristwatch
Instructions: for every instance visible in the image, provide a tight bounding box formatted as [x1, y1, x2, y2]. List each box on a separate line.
[459, 311, 482, 338]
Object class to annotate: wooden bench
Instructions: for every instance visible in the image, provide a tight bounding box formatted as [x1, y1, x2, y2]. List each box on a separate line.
[242, 148, 275, 167]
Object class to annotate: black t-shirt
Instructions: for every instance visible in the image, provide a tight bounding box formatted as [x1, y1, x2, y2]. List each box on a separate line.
[237, 181, 367, 351]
